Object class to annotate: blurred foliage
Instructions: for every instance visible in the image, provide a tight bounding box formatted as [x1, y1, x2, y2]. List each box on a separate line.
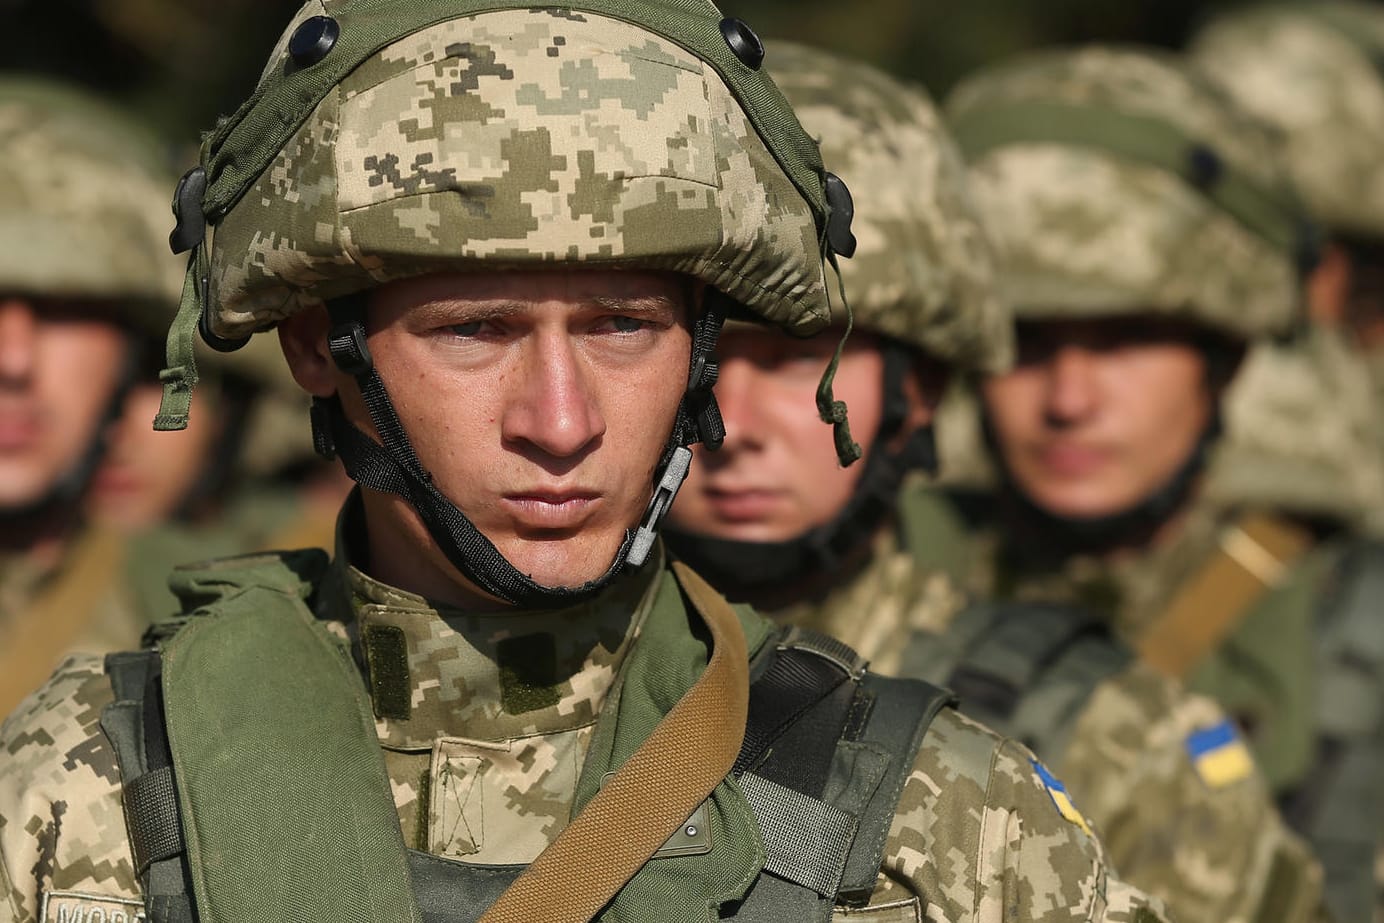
[0, 0, 1283, 153]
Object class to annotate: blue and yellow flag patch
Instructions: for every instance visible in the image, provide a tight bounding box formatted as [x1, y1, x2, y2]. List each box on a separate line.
[1186, 720, 1254, 789]
[1030, 759, 1092, 836]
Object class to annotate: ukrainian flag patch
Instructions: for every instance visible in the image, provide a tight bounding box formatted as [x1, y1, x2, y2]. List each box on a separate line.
[1030, 759, 1092, 836]
[1186, 720, 1254, 789]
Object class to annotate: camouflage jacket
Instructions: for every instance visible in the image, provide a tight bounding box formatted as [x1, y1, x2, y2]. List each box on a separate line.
[946, 486, 1383, 922]
[0, 519, 1167, 922]
[771, 486, 1325, 923]
[0, 526, 147, 721]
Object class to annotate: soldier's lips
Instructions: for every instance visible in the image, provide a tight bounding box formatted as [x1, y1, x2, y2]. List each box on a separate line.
[0, 411, 39, 450]
[501, 490, 601, 528]
[1034, 442, 1112, 477]
[702, 487, 786, 523]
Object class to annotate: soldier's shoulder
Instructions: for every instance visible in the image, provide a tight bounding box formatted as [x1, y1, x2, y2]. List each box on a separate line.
[0, 654, 139, 923]
[880, 706, 1169, 922]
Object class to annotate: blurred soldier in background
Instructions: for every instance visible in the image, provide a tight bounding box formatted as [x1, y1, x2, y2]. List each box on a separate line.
[667, 42, 1325, 923]
[930, 44, 1384, 923]
[0, 4, 1172, 922]
[1190, 3, 1384, 479]
[0, 78, 183, 716]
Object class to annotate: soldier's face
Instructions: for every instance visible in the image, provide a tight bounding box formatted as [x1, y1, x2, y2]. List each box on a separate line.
[669, 327, 931, 542]
[0, 296, 129, 512]
[982, 317, 1215, 521]
[88, 380, 218, 531]
[284, 270, 693, 605]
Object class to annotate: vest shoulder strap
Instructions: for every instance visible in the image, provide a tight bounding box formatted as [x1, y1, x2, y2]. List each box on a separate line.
[897, 601, 1131, 763]
[727, 626, 953, 922]
[1137, 512, 1314, 678]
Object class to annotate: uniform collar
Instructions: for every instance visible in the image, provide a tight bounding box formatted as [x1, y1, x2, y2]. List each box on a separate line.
[328, 492, 665, 749]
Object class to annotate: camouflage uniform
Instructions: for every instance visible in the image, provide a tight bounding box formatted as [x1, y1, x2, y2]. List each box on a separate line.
[665, 44, 1322, 923]
[943, 45, 1384, 922]
[0, 80, 185, 716]
[0, 7, 1168, 923]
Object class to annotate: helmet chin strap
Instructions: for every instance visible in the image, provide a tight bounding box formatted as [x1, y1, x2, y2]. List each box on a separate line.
[310, 290, 727, 610]
[663, 342, 935, 598]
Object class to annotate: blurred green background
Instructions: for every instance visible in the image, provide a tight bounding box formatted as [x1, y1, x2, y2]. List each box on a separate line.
[1, 0, 1258, 150]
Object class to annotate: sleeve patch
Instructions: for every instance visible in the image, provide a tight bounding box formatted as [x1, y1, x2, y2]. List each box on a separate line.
[40, 890, 145, 921]
[1029, 759, 1092, 836]
[1185, 720, 1254, 789]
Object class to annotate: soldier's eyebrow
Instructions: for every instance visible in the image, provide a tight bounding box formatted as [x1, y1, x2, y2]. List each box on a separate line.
[412, 300, 531, 325]
[586, 294, 681, 316]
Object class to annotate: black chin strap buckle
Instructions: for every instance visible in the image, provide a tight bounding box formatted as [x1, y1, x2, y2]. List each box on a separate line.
[686, 354, 725, 450]
[327, 320, 373, 376]
[310, 397, 338, 460]
[627, 446, 693, 568]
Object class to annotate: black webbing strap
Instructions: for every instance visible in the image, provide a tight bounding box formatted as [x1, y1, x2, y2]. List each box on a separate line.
[945, 602, 1110, 720]
[102, 652, 198, 923]
[733, 628, 860, 778]
[125, 768, 184, 873]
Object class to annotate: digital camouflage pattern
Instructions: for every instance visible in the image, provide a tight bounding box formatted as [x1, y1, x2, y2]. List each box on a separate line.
[767, 42, 1012, 373]
[0, 542, 1173, 922]
[0, 78, 181, 330]
[1207, 325, 1384, 531]
[776, 484, 1325, 923]
[207, 6, 829, 342]
[945, 46, 1301, 339]
[1189, 2, 1384, 240]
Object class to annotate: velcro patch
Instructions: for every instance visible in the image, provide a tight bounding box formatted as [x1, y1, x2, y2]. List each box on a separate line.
[1030, 760, 1093, 836]
[1186, 720, 1254, 789]
[40, 890, 145, 922]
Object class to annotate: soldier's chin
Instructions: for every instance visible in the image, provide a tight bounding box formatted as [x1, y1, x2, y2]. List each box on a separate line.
[498, 530, 631, 592]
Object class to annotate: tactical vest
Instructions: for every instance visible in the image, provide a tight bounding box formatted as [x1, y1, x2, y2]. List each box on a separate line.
[100, 553, 953, 923]
[895, 485, 1132, 763]
[1279, 540, 1384, 923]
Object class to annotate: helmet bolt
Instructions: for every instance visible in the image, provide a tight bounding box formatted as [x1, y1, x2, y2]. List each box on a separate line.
[719, 18, 765, 71]
[289, 16, 341, 68]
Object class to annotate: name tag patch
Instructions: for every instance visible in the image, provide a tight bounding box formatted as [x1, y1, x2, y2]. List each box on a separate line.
[40, 890, 145, 922]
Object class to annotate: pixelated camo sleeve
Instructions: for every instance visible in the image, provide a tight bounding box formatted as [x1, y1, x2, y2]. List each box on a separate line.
[0, 656, 140, 923]
[869, 708, 1170, 923]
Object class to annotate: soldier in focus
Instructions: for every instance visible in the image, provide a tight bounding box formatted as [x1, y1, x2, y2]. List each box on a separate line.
[927, 44, 1384, 922]
[0, 78, 184, 716]
[666, 42, 1324, 923]
[0, 5, 1171, 923]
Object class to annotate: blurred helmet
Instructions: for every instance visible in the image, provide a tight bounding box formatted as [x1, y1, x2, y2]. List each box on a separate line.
[946, 45, 1310, 339]
[1207, 326, 1384, 528]
[769, 41, 1012, 373]
[1189, 2, 1384, 241]
[0, 77, 182, 334]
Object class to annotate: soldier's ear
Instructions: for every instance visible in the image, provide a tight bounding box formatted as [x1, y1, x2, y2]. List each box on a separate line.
[277, 304, 337, 398]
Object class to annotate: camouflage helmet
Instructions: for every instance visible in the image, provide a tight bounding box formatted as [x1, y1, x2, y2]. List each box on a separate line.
[1206, 326, 1384, 529]
[1189, 3, 1384, 241]
[0, 78, 182, 334]
[767, 42, 1012, 373]
[945, 46, 1309, 340]
[157, 1, 847, 425]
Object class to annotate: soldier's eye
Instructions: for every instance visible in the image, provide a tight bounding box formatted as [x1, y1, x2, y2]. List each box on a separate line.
[448, 321, 484, 337]
[609, 315, 647, 333]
